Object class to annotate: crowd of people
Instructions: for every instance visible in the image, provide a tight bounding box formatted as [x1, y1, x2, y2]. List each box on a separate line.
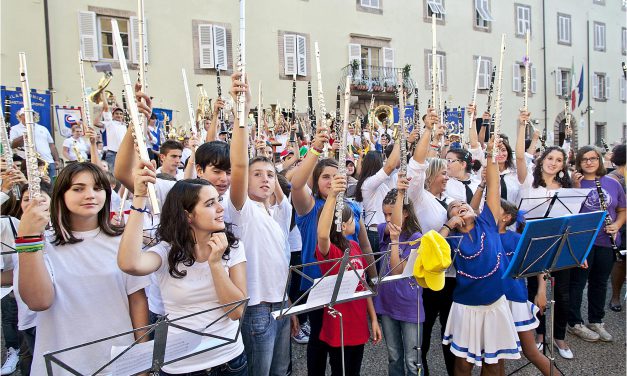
[1, 72, 625, 376]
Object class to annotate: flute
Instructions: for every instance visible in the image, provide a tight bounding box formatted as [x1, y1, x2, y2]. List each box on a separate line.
[236, 0, 246, 127]
[314, 42, 330, 157]
[181, 68, 197, 136]
[335, 75, 351, 232]
[290, 73, 297, 144]
[137, 0, 147, 133]
[0, 101, 20, 199]
[111, 19, 160, 214]
[413, 88, 422, 137]
[396, 72, 409, 205]
[492, 34, 506, 163]
[335, 85, 341, 137]
[431, 14, 438, 144]
[18, 52, 41, 199]
[468, 56, 481, 145]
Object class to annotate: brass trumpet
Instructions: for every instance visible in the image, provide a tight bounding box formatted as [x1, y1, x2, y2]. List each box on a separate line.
[88, 72, 115, 105]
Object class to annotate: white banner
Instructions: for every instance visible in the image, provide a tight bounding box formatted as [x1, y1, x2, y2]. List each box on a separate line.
[55, 106, 83, 137]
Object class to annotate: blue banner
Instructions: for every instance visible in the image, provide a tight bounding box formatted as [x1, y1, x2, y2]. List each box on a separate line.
[445, 107, 465, 135]
[1, 86, 53, 135]
[152, 108, 173, 151]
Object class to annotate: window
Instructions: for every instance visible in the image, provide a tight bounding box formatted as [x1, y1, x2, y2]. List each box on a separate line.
[78, 10, 147, 63]
[360, 0, 380, 9]
[426, 52, 446, 88]
[620, 77, 626, 102]
[622, 27, 626, 55]
[593, 73, 609, 100]
[475, 0, 494, 29]
[512, 62, 537, 94]
[475, 57, 492, 89]
[594, 22, 606, 51]
[557, 14, 571, 45]
[348, 43, 394, 81]
[283, 34, 307, 76]
[427, 0, 446, 20]
[197, 24, 228, 70]
[595, 122, 606, 147]
[515, 4, 531, 37]
[555, 68, 571, 97]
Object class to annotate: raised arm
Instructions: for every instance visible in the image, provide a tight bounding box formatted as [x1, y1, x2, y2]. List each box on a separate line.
[291, 124, 328, 216]
[85, 127, 101, 165]
[413, 108, 436, 164]
[515, 110, 530, 184]
[117, 160, 162, 275]
[383, 140, 400, 175]
[229, 72, 251, 211]
[485, 137, 501, 221]
[316, 174, 346, 256]
[467, 104, 480, 149]
[206, 99, 224, 142]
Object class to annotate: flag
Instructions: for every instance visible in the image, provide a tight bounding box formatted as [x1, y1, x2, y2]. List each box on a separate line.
[577, 66, 585, 108]
[571, 60, 577, 111]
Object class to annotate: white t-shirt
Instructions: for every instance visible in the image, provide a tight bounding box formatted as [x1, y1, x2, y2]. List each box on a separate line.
[62, 137, 89, 161]
[182, 147, 192, 165]
[228, 197, 291, 306]
[445, 175, 481, 203]
[101, 111, 127, 152]
[9, 122, 55, 163]
[361, 168, 398, 226]
[156, 167, 185, 181]
[30, 229, 150, 376]
[275, 134, 289, 153]
[149, 241, 246, 373]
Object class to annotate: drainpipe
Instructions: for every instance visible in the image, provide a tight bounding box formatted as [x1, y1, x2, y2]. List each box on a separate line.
[43, 0, 55, 140]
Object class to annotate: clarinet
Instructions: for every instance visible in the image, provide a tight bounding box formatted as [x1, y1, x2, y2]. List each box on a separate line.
[595, 178, 619, 254]
[564, 96, 572, 143]
[396, 72, 409, 205]
[290, 74, 297, 144]
[0, 101, 20, 199]
[601, 138, 609, 153]
[216, 64, 225, 130]
[335, 75, 351, 232]
[335, 85, 341, 136]
[413, 87, 422, 136]
[18, 52, 41, 199]
[483, 67, 497, 133]
[308, 81, 316, 132]
[121, 90, 131, 124]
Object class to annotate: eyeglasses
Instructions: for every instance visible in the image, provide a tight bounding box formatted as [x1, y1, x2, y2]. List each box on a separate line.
[446, 159, 461, 164]
[581, 157, 600, 164]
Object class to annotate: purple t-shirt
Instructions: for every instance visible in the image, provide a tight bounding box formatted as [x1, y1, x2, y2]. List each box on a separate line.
[580, 176, 626, 248]
[373, 223, 424, 324]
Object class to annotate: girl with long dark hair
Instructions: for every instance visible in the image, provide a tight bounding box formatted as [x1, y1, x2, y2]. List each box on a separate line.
[17, 162, 149, 375]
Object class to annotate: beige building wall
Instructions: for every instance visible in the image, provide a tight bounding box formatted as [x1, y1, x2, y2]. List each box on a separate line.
[1, 0, 624, 151]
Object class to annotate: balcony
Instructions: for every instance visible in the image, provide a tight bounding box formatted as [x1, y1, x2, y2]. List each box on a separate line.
[339, 64, 416, 97]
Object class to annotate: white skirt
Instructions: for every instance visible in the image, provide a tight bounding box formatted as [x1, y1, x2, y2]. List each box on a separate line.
[442, 296, 521, 366]
[508, 300, 540, 332]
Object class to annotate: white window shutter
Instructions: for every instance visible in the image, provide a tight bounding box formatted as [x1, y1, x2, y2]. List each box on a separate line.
[593, 75, 599, 98]
[296, 35, 307, 76]
[348, 43, 362, 79]
[213, 25, 227, 70]
[531, 66, 537, 93]
[78, 11, 98, 61]
[198, 24, 214, 69]
[130, 16, 140, 64]
[478, 59, 490, 89]
[284, 34, 296, 75]
[605, 76, 610, 99]
[555, 69, 563, 96]
[512, 63, 521, 92]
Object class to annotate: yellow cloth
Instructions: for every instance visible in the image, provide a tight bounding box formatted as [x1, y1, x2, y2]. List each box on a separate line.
[413, 230, 452, 291]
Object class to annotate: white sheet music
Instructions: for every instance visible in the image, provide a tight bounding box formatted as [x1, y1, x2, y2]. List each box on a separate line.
[306, 269, 363, 308]
[378, 250, 418, 283]
[520, 188, 592, 218]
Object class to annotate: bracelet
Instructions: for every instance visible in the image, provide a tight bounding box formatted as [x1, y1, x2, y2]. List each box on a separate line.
[15, 236, 45, 253]
[477, 185, 486, 190]
[130, 205, 150, 214]
[309, 148, 321, 157]
[442, 224, 452, 232]
[133, 194, 148, 198]
[16, 244, 44, 253]
[15, 235, 44, 242]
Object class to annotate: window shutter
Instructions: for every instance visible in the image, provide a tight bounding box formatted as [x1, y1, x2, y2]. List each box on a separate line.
[593, 74, 599, 99]
[130, 16, 140, 64]
[512, 63, 521, 92]
[348, 43, 362, 79]
[478, 59, 490, 89]
[198, 24, 214, 69]
[213, 25, 227, 70]
[531, 65, 537, 93]
[605, 76, 610, 99]
[555, 69, 563, 96]
[283, 34, 296, 75]
[78, 11, 98, 61]
[296, 35, 307, 76]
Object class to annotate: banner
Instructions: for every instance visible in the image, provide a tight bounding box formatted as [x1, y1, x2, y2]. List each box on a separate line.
[1, 86, 53, 135]
[152, 108, 173, 150]
[55, 106, 83, 137]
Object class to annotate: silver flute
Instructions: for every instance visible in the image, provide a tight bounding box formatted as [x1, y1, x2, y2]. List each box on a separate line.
[335, 75, 351, 232]
[0, 102, 20, 199]
[492, 34, 506, 163]
[19, 52, 41, 199]
[236, 0, 246, 127]
[314, 42, 330, 157]
[396, 72, 408, 205]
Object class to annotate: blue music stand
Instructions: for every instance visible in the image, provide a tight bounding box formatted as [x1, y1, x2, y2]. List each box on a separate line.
[503, 211, 606, 376]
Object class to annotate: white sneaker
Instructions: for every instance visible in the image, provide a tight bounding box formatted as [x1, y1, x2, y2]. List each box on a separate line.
[553, 343, 574, 359]
[536, 342, 544, 352]
[567, 323, 600, 342]
[0, 347, 19, 375]
[586, 323, 613, 342]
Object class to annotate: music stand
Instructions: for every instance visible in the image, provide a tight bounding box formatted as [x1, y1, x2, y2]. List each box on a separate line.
[503, 211, 606, 376]
[43, 298, 249, 375]
[518, 188, 591, 220]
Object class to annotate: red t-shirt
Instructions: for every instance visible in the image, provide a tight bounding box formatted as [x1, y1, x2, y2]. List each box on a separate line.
[315, 240, 370, 347]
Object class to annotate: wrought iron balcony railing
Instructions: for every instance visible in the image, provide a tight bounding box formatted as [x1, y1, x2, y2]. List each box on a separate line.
[339, 64, 416, 94]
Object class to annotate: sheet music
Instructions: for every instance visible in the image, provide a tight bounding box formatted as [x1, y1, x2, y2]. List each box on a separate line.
[378, 250, 418, 283]
[306, 269, 363, 308]
[548, 188, 592, 217]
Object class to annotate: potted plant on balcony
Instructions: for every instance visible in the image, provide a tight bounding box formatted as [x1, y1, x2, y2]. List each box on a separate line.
[402, 64, 411, 80]
[350, 59, 360, 77]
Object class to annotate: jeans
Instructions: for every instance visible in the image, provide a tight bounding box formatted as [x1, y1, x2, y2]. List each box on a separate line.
[328, 344, 364, 376]
[160, 351, 247, 376]
[421, 277, 455, 376]
[241, 302, 291, 376]
[527, 269, 570, 340]
[306, 309, 328, 376]
[380, 315, 421, 376]
[1, 293, 19, 349]
[20, 327, 36, 376]
[105, 150, 117, 171]
[569, 245, 615, 325]
[48, 162, 57, 180]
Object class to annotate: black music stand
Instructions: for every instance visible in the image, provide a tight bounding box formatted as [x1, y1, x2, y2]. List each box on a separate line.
[43, 298, 249, 375]
[503, 211, 606, 376]
[518, 188, 591, 220]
